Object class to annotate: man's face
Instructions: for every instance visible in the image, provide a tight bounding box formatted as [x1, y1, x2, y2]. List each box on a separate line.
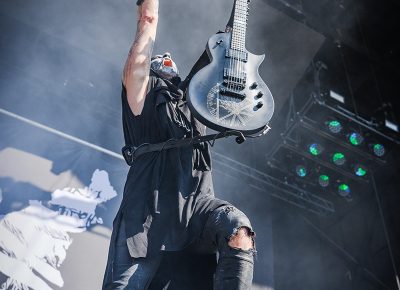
[150, 52, 179, 80]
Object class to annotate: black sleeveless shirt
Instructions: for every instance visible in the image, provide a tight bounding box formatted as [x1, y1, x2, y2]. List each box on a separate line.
[119, 76, 227, 258]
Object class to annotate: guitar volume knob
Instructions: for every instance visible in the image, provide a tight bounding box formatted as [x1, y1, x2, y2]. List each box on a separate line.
[256, 101, 263, 109]
[250, 82, 258, 89]
[256, 91, 263, 98]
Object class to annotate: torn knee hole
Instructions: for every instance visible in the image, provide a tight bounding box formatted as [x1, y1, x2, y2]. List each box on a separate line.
[227, 227, 255, 251]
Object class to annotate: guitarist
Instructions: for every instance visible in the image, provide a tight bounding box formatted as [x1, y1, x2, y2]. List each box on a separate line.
[102, 0, 256, 289]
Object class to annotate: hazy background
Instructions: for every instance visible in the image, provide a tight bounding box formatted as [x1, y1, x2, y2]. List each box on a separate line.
[1, 0, 399, 289]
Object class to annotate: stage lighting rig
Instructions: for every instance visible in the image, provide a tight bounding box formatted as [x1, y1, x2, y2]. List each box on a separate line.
[267, 144, 365, 203]
[266, 57, 399, 208]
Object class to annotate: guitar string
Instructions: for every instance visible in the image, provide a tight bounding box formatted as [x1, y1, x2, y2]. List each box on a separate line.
[237, 0, 246, 123]
[234, 0, 239, 100]
[241, 0, 245, 82]
[234, 0, 242, 102]
[235, 14, 239, 101]
[239, 0, 244, 100]
[228, 0, 247, 114]
[234, 0, 242, 103]
[237, 0, 245, 105]
[230, 0, 238, 105]
[234, 0, 241, 100]
[242, 0, 247, 101]
[226, 2, 237, 105]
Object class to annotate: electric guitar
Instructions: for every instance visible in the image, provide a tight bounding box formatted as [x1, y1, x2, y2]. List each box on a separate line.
[187, 0, 274, 135]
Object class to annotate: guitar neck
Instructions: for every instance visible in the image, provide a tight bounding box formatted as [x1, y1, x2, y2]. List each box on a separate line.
[231, 0, 249, 51]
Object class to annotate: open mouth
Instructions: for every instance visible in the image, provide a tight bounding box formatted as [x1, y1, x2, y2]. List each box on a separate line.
[163, 58, 173, 67]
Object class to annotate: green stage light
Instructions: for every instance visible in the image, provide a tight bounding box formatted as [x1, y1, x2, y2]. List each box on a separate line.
[295, 165, 307, 177]
[332, 152, 346, 165]
[338, 183, 351, 197]
[354, 165, 367, 177]
[318, 175, 330, 187]
[349, 132, 364, 146]
[373, 144, 385, 157]
[328, 120, 342, 133]
[309, 143, 323, 156]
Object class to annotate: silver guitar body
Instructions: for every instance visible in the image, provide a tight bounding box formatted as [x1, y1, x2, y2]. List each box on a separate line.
[188, 32, 274, 135]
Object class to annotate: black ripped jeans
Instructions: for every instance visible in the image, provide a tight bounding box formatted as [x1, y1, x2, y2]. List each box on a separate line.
[103, 205, 256, 290]
[203, 205, 256, 290]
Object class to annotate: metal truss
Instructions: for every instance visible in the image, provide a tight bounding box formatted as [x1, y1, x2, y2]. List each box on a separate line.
[212, 151, 335, 216]
[262, 60, 400, 215]
[268, 60, 399, 165]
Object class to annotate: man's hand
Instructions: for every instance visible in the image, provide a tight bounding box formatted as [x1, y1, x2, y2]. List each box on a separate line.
[123, 0, 159, 116]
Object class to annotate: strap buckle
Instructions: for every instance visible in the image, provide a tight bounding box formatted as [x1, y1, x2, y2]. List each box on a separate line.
[122, 145, 136, 166]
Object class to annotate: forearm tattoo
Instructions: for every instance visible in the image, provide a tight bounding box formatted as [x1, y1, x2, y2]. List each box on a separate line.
[123, 1, 157, 81]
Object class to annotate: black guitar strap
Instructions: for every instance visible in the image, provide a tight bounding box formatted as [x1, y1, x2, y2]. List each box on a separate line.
[121, 130, 247, 166]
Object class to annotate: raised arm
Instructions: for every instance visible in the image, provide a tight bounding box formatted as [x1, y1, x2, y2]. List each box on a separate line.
[122, 0, 159, 116]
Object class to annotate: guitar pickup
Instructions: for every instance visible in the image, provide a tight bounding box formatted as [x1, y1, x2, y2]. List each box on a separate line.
[222, 79, 245, 91]
[225, 49, 248, 62]
[223, 68, 247, 84]
[219, 87, 246, 100]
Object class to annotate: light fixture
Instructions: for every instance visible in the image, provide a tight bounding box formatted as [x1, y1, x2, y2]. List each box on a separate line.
[332, 152, 346, 165]
[348, 132, 364, 146]
[309, 143, 323, 156]
[329, 90, 345, 104]
[327, 120, 342, 134]
[295, 165, 307, 177]
[372, 143, 385, 157]
[385, 119, 399, 133]
[318, 175, 330, 187]
[338, 183, 351, 197]
[354, 164, 367, 177]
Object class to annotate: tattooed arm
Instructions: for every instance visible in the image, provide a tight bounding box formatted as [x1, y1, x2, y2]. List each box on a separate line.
[122, 0, 159, 116]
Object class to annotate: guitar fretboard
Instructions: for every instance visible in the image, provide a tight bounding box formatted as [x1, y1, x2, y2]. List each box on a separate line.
[231, 0, 249, 52]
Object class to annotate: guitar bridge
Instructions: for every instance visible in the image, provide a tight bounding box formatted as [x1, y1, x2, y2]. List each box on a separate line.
[219, 87, 246, 99]
[223, 68, 247, 91]
[222, 79, 245, 91]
